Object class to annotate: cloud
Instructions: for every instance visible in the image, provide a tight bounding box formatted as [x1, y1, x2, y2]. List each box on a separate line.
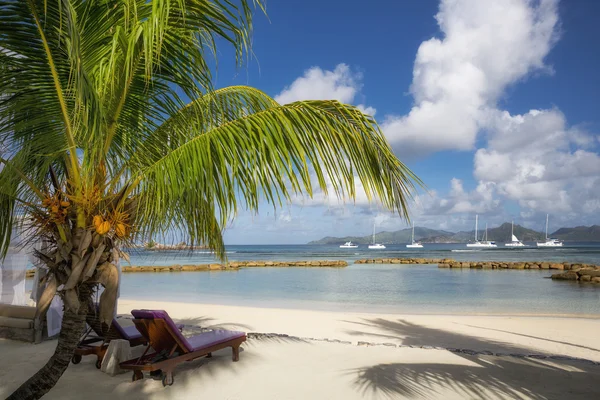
[416, 178, 501, 216]
[474, 108, 600, 217]
[274, 63, 376, 115]
[291, 173, 377, 209]
[382, 0, 560, 157]
[382, 0, 600, 229]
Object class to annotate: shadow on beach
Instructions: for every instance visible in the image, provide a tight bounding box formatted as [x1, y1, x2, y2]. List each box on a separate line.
[343, 318, 600, 399]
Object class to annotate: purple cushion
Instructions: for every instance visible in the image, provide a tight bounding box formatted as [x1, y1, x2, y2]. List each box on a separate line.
[131, 309, 245, 353]
[119, 325, 143, 340]
[186, 330, 246, 351]
[89, 303, 141, 342]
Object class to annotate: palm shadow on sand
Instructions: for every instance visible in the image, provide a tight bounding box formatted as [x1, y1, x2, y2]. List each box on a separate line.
[343, 318, 600, 399]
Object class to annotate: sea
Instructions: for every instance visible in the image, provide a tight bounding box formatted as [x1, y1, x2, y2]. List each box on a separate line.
[113, 243, 600, 316]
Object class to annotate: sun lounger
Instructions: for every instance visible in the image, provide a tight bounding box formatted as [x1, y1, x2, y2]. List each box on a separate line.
[120, 309, 246, 386]
[72, 304, 147, 369]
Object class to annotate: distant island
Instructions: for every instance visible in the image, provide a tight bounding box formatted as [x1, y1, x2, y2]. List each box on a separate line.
[308, 223, 600, 244]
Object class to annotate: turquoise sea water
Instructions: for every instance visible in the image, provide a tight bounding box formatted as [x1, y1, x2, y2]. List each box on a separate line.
[117, 243, 600, 315]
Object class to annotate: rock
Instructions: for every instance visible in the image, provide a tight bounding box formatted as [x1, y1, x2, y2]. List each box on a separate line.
[513, 263, 525, 269]
[551, 271, 579, 281]
[580, 275, 592, 282]
[540, 263, 550, 269]
[209, 263, 222, 270]
[578, 269, 600, 278]
[549, 263, 564, 270]
[592, 277, 600, 284]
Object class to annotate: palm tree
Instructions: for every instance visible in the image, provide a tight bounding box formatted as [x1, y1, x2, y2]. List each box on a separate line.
[0, 1, 420, 398]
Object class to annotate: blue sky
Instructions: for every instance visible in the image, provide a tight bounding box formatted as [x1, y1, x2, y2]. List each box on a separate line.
[213, 0, 600, 244]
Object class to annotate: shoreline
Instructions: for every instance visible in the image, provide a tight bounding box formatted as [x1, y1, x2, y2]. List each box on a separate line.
[118, 297, 600, 319]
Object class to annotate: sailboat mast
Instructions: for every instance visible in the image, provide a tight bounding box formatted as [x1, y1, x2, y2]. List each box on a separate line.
[545, 214, 549, 240]
[511, 220, 514, 237]
[372, 222, 376, 244]
[475, 215, 478, 241]
[485, 223, 488, 241]
[411, 222, 415, 243]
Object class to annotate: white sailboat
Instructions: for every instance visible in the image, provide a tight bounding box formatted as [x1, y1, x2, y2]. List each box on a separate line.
[536, 214, 563, 247]
[339, 241, 358, 249]
[406, 222, 423, 248]
[505, 221, 526, 247]
[368, 222, 386, 249]
[466, 215, 497, 248]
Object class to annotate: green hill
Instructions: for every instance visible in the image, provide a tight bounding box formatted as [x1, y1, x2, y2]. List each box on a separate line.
[308, 222, 557, 244]
[307, 227, 452, 245]
[458, 223, 545, 242]
[308, 222, 600, 244]
[551, 225, 600, 241]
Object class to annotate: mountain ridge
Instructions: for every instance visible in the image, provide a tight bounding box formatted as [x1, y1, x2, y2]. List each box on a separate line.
[307, 223, 600, 244]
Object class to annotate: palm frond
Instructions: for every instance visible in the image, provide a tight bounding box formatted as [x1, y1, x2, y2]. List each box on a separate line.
[128, 88, 420, 258]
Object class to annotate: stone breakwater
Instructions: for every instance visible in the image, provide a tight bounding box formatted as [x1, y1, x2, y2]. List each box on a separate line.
[119, 260, 347, 273]
[439, 261, 600, 283]
[24, 260, 347, 277]
[26, 260, 349, 278]
[355, 258, 600, 285]
[355, 258, 448, 265]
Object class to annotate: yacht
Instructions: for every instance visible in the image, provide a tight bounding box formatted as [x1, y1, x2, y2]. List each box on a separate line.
[339, 241, 358, 249]
[406, 222, 423, 248]
[505, 221, 526, 247]
[536, 214, 563, 247]
[466, 215, 497, 248]
[368, 221, 386, 250]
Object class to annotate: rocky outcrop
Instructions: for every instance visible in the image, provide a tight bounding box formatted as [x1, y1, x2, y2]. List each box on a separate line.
[551, 266, 600, 283]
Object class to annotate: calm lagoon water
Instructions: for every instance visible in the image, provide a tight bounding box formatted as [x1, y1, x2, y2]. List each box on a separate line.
[118, 244, 600, 315]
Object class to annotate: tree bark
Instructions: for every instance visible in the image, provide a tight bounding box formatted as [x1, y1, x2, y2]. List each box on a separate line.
[8, 285, 92, 400]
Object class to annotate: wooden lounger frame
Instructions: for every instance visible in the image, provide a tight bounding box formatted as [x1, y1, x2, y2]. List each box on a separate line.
[72, 325, 146, 369]
[120, 318, 246, 386]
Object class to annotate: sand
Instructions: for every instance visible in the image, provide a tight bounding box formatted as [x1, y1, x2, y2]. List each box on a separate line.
[1, 300, 599, 399]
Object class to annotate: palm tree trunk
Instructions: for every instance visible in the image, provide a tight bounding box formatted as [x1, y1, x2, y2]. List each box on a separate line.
[8, 285, 92, 400]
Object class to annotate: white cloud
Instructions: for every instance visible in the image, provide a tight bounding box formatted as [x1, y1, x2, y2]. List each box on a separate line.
[291, 173, 376, 209]
[382, 0, 560, 157]
[474, 108, 600, 216]
[416, 178, 501, 216]
[382, 0, 600, 229]
[274, 63, 376, 115]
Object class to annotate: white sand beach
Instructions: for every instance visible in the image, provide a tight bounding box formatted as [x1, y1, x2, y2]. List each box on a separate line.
[1, 300, 599, 399]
